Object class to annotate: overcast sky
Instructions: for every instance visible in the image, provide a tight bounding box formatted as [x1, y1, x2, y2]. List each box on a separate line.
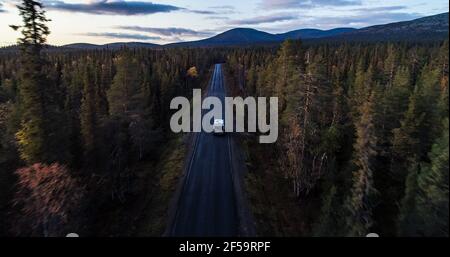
[0, 0, 448, 46]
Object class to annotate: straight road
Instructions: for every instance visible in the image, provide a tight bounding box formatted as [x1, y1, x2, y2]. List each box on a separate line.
[168, 64, 238, 236]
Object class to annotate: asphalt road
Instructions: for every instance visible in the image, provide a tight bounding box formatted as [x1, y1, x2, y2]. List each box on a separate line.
[169, 64, 238, 236]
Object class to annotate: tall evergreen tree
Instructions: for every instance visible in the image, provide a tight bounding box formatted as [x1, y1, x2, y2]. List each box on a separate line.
[313, 186, 341, 236]
[415, 119, 449, 236]
[345, 92, 378, 236]
[11, 0, 66, 164]
[108, 50, 142, 116]
[275, 39, 304, 115]
[397, 162, 421, 236]
[80, 61, 99, 164]
[62, 62, 83, 168]
[392, 87, 426, 175]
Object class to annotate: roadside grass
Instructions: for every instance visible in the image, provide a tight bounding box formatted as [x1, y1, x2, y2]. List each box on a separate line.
[133, 66, 213, 235]
[87, 67, 213, 237]
[222, 65, 316, 236]
[0, 127, 187, 237]
[132, 134, 186, 236]
[88, 134, 186, 236]
[243, 138, 314, 236]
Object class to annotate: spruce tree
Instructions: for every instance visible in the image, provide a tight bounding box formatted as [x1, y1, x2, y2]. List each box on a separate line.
[59, 60, 90, 168]
[10, 0, 56, 164]
[397, 163, 421, 236]
[416, 119, 449, 236]
[275, 39, 304, 115]
[313, 186, 340, 236]
[108, 50, 142, 116]
[392, 87, 425, 175]
[345, 92, 378, 237]
[80, 61, 98, 163]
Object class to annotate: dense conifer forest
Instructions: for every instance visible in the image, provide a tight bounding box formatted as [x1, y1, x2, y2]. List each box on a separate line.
[0, 0, 448, 237]
[225, 40, 448, 236]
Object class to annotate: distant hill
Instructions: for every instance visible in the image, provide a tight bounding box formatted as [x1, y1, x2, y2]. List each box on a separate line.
[167, 12, 448, 47]
[277, 28, 356, 40]
[326, 12, 449, 42]
[105, 42, 160, 49]
[0, 44, 62, 52]
[169, 27, 358, 47]
[166, 28, 279, 47]
[1, 12, 448, 51]
[64, 42, 160, 50]
[63, 43, 103, 50]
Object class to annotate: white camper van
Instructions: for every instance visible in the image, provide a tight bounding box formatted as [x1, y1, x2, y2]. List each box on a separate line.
[213, 119, 225, 135]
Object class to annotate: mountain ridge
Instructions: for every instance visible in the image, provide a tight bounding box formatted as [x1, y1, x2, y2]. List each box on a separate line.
[326, 12, 449, 42]
[1, 12, 447, 51]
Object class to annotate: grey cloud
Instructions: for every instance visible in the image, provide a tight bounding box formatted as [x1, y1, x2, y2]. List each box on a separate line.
[264, 10, 422, 32]
[43, 0, 216, 16]
[353, 5, 408, 12]
[322, 7, 421, 27]
[209, 5, 235, 10]
[260, 0, 361, 9]
[82, 32, 161, 40]
[189, 9, 217, 15]
[208, 5, 235, 14]
[229, 13, 297, 25]
[342, 12, 421, 26]
[206, 16, 230, 20]
[116, 26, 214, 37]
[44, 0, 182, 15]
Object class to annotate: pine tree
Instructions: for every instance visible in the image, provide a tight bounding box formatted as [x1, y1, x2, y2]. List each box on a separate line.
[246, 63, 257, 96]
[313, 186, 340, 236]
[95, 61, 110, 119]
[10, 0, 58, 164]
[392, 87, 426, 175]
[397, 162, 421, 236]
[392, 66, 441, 174]
[437, 40, 448, 118]
[382, 66, 412, 134]
[374, 66, 411, 171]
[62, 61, 83, 167]
[345, 92, 378, 237]
[10, 0, 50, 52]
[349, 62, 375, 120]
[384, 44, 399, 87]
[416, 119, 449, 236]
[280, 49, 331, 197]
[108, 50, 142, 116]
[275, 39, 304, 115]
[80, 61, 98, 163]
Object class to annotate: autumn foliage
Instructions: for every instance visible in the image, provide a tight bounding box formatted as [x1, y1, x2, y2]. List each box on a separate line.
[13, 163, 83, 236]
